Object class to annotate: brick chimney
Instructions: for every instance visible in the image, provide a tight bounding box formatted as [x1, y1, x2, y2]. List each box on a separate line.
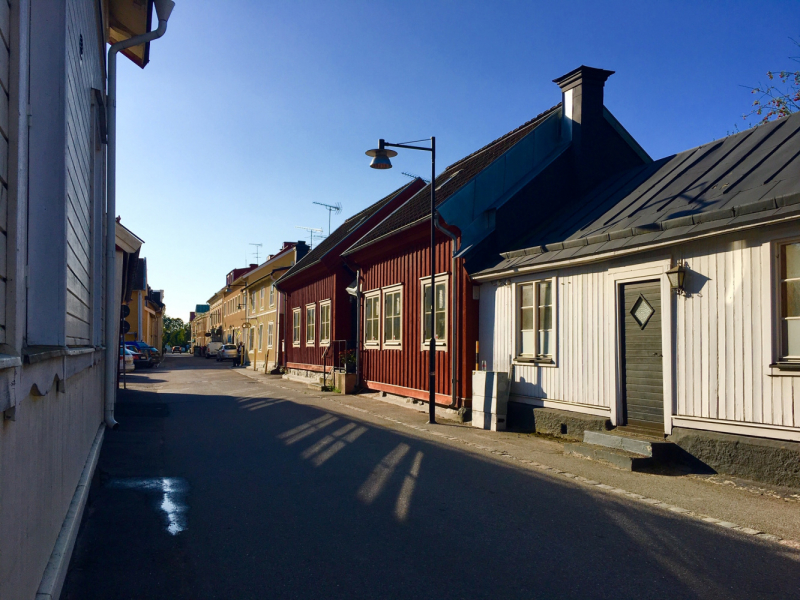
[553, 65, 614, 192]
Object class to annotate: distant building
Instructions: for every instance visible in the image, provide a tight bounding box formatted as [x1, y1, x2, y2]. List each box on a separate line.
[123, 258, 165, 350]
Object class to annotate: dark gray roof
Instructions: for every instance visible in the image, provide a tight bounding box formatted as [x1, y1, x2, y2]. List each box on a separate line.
[343, 105, 561, 255]
[475, 112, 800, 277]
[278, 181, 419, 283]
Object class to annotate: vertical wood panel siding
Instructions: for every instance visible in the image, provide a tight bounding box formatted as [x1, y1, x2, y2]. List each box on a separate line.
[64, 0, 102, 345]
[357, 231, 478, 406]
[284, 270, 339, 369]
[0, 0, 9, 343]
[480, 230, 800, 433]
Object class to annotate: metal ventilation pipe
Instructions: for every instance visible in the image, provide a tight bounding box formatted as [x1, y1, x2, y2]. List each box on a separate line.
[104, 1, 175, 429]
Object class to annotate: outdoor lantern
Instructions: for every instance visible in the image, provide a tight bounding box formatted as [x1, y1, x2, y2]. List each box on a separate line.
[365, 145, 397, 170]
[666, 263, 687, 294]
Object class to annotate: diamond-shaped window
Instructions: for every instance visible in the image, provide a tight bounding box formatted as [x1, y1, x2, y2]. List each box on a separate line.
[631, 295, 655, 329]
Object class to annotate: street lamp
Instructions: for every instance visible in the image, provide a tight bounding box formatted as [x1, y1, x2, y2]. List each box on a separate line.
[366, 137, 437, 424]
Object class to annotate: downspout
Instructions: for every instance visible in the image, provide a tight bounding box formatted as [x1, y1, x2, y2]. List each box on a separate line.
[355, 269, 361, 388]
[104, 0, 175, 429]
[434, 214, 460, 409]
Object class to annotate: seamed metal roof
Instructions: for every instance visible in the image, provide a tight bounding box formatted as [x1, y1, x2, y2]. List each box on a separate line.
[474, 111, 800, 278]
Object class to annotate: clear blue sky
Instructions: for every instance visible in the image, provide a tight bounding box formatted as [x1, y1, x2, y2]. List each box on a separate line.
[113, 0, 800, 321]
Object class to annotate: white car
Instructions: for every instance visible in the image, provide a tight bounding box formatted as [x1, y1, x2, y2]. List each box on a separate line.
[216, 344, 237, 361]
[119, 348, 135, 373]
[205, 341, 223, 359]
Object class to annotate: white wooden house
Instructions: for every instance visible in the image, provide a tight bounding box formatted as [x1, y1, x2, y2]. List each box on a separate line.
[472, 107, 800, 444]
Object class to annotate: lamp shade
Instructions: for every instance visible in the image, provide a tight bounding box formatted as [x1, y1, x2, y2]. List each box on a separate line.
[666, 264, 686, 291]
[366, 147, 397, 170]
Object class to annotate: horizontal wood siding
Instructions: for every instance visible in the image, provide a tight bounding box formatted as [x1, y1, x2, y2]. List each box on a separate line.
[358, 230, 478, 406]
[64, 0, 102, 345]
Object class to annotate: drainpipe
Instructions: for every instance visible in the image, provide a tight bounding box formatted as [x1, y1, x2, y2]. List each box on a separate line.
[355, 268, 361, 388]
[104, 0, 175, 429]
[434, 214, 460, 409]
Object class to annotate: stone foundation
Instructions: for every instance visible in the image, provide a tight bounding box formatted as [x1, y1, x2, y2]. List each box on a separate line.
[507, 402, 612, 440]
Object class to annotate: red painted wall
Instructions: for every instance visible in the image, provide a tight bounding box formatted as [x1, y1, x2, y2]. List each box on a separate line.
[353, 225, 478, 407]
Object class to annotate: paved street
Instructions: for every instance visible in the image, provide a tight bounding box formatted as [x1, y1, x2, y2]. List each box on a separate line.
[64, 355, 800, 599]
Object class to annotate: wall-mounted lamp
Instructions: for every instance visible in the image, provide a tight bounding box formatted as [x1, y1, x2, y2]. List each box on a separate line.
[666, 263, 687, 295]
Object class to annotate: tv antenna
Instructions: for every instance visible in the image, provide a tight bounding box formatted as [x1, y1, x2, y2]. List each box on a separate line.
[249, 243, 263, 264]
[312, 201, 342, 235]
[296, 226, 323, 249]
[402, 172, 430, 183]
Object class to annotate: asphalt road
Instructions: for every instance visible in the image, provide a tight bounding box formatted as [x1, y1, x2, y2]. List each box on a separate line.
[64, 355, 800, 599]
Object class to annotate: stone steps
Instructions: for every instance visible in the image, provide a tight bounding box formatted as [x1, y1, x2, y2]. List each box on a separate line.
[565, 430, 679, 471]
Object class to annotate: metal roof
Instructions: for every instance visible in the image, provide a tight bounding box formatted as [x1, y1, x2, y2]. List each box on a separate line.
[474, 112, 800, 277]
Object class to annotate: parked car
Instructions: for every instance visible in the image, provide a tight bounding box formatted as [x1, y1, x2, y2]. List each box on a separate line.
[205, 341, 223, 359]
[216, 344, 237, 361]
[119, 348, 135, 373]
[171, 346, 182, 354]
[125, 342, 160, 368]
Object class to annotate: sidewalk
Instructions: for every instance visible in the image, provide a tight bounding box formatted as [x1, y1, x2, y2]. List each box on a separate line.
[232, 367, 800, 550]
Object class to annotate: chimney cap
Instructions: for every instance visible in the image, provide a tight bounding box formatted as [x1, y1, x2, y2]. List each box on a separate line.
[553, 65, 615, 92]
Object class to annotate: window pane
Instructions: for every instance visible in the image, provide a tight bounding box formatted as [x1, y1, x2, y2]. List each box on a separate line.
[435, 312, 445, 340]
[539, 306, 552, 330]
[539, 281, 552, 306]
[393, 316, 401, 340]
[384, 295, 393, 318]
[424, 285, 432, 312]
[539, 330, 551, 356]
[521, 307, 534, 330]
[786, 320, 800, 357]
[521, 330, 535, 355]
[436, 283, 446, 310]
[785, 281, 800, 317]
[366, 299, 372, 319]
[423, 313, 432, 340]
[784, 243, 800, 279]
[521, 284, 533, 308]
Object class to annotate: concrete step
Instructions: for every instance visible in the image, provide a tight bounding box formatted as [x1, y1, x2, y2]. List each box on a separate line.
[307, 382, 333, 392]
[565, 442, 654, 471]
[583, 430, 677, 462]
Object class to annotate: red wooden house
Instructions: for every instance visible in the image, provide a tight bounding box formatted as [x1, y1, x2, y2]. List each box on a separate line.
[275, 179, 425, 382]
[342, 106, 573, 410]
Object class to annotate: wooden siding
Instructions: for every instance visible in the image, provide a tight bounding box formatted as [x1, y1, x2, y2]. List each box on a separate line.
[480, 225, 800, 437]
[357, 229, 479, 406]
[65, 0, 103, 345]
[0, 0, 9, 343]
[284, 270, 343, 368]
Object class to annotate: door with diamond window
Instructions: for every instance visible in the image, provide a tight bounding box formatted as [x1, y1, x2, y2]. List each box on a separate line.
[621, 281, 663, 430]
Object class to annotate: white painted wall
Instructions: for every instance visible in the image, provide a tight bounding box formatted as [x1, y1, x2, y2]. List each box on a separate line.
[479, 222, 800, 440]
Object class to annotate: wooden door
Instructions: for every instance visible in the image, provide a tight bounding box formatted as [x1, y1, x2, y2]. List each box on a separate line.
[621, 281, 664, 430]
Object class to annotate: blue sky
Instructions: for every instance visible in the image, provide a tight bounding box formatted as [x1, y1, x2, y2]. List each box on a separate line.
[113, 0, 800, 321]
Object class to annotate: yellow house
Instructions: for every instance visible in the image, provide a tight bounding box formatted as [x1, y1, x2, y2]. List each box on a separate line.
[123, 258, 165, 348]
[190, 304, 210, 353]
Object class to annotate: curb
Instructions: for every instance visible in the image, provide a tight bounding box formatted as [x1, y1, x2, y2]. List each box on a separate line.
[36, 423, 105, 600]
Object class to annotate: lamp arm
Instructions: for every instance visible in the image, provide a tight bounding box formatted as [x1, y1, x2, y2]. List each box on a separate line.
[383, 142, 433, 153]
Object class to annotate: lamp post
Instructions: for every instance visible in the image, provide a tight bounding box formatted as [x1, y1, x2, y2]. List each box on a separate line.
[366, 137, 437, 424]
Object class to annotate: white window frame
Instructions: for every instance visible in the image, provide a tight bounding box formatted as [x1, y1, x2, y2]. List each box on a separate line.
[778, 239, 800, 363]
[292, 308, 301, 347]
[420, 274, 449, 351]
[382, 284, 403, 349]
[260, 287, 265, 309]
[306, 303, 316, 347]
[258, 323, 263, 351]
[514, 277, 557, 364]
[268, 321, 274, 349]
[319, 299, 331, 347]
[269, 284, 275, 307]
[364, 290, 381, 348]
[248, 327, 254, 351]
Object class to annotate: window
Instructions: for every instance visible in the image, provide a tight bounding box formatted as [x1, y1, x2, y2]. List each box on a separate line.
[260, 287, 265, 309]
[421, 275, 448, 349]
[517, 279, 554, 360]
[269, 285, 275, 307]
[258, 324, 263, 351]
[383, 287, 402, 347]
[306, 304, 316, 346]
[364, 292, 380, 346]
[292, 308, 301, 347]
[248, 328, 254, 351]
[780, 242, 800, 361]
[320, 300, 331, 346]
[251, 291, 256, 315]
[268, 322, 274, 349]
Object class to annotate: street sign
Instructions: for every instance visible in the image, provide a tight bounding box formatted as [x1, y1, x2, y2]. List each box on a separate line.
[121, 320, 130, 334]
[121, 305, 130, 318]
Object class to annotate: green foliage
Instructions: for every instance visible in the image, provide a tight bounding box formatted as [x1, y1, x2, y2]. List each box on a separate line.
[162, 315, 191, 348]
[742, 38, 800, 126]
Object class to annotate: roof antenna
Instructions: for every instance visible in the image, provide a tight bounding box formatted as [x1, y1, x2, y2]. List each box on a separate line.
[402, 171, 430, 183]
[296, 226, 323, 249]
[312, 201, 342, 236]
[249, 243, 263, 264]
